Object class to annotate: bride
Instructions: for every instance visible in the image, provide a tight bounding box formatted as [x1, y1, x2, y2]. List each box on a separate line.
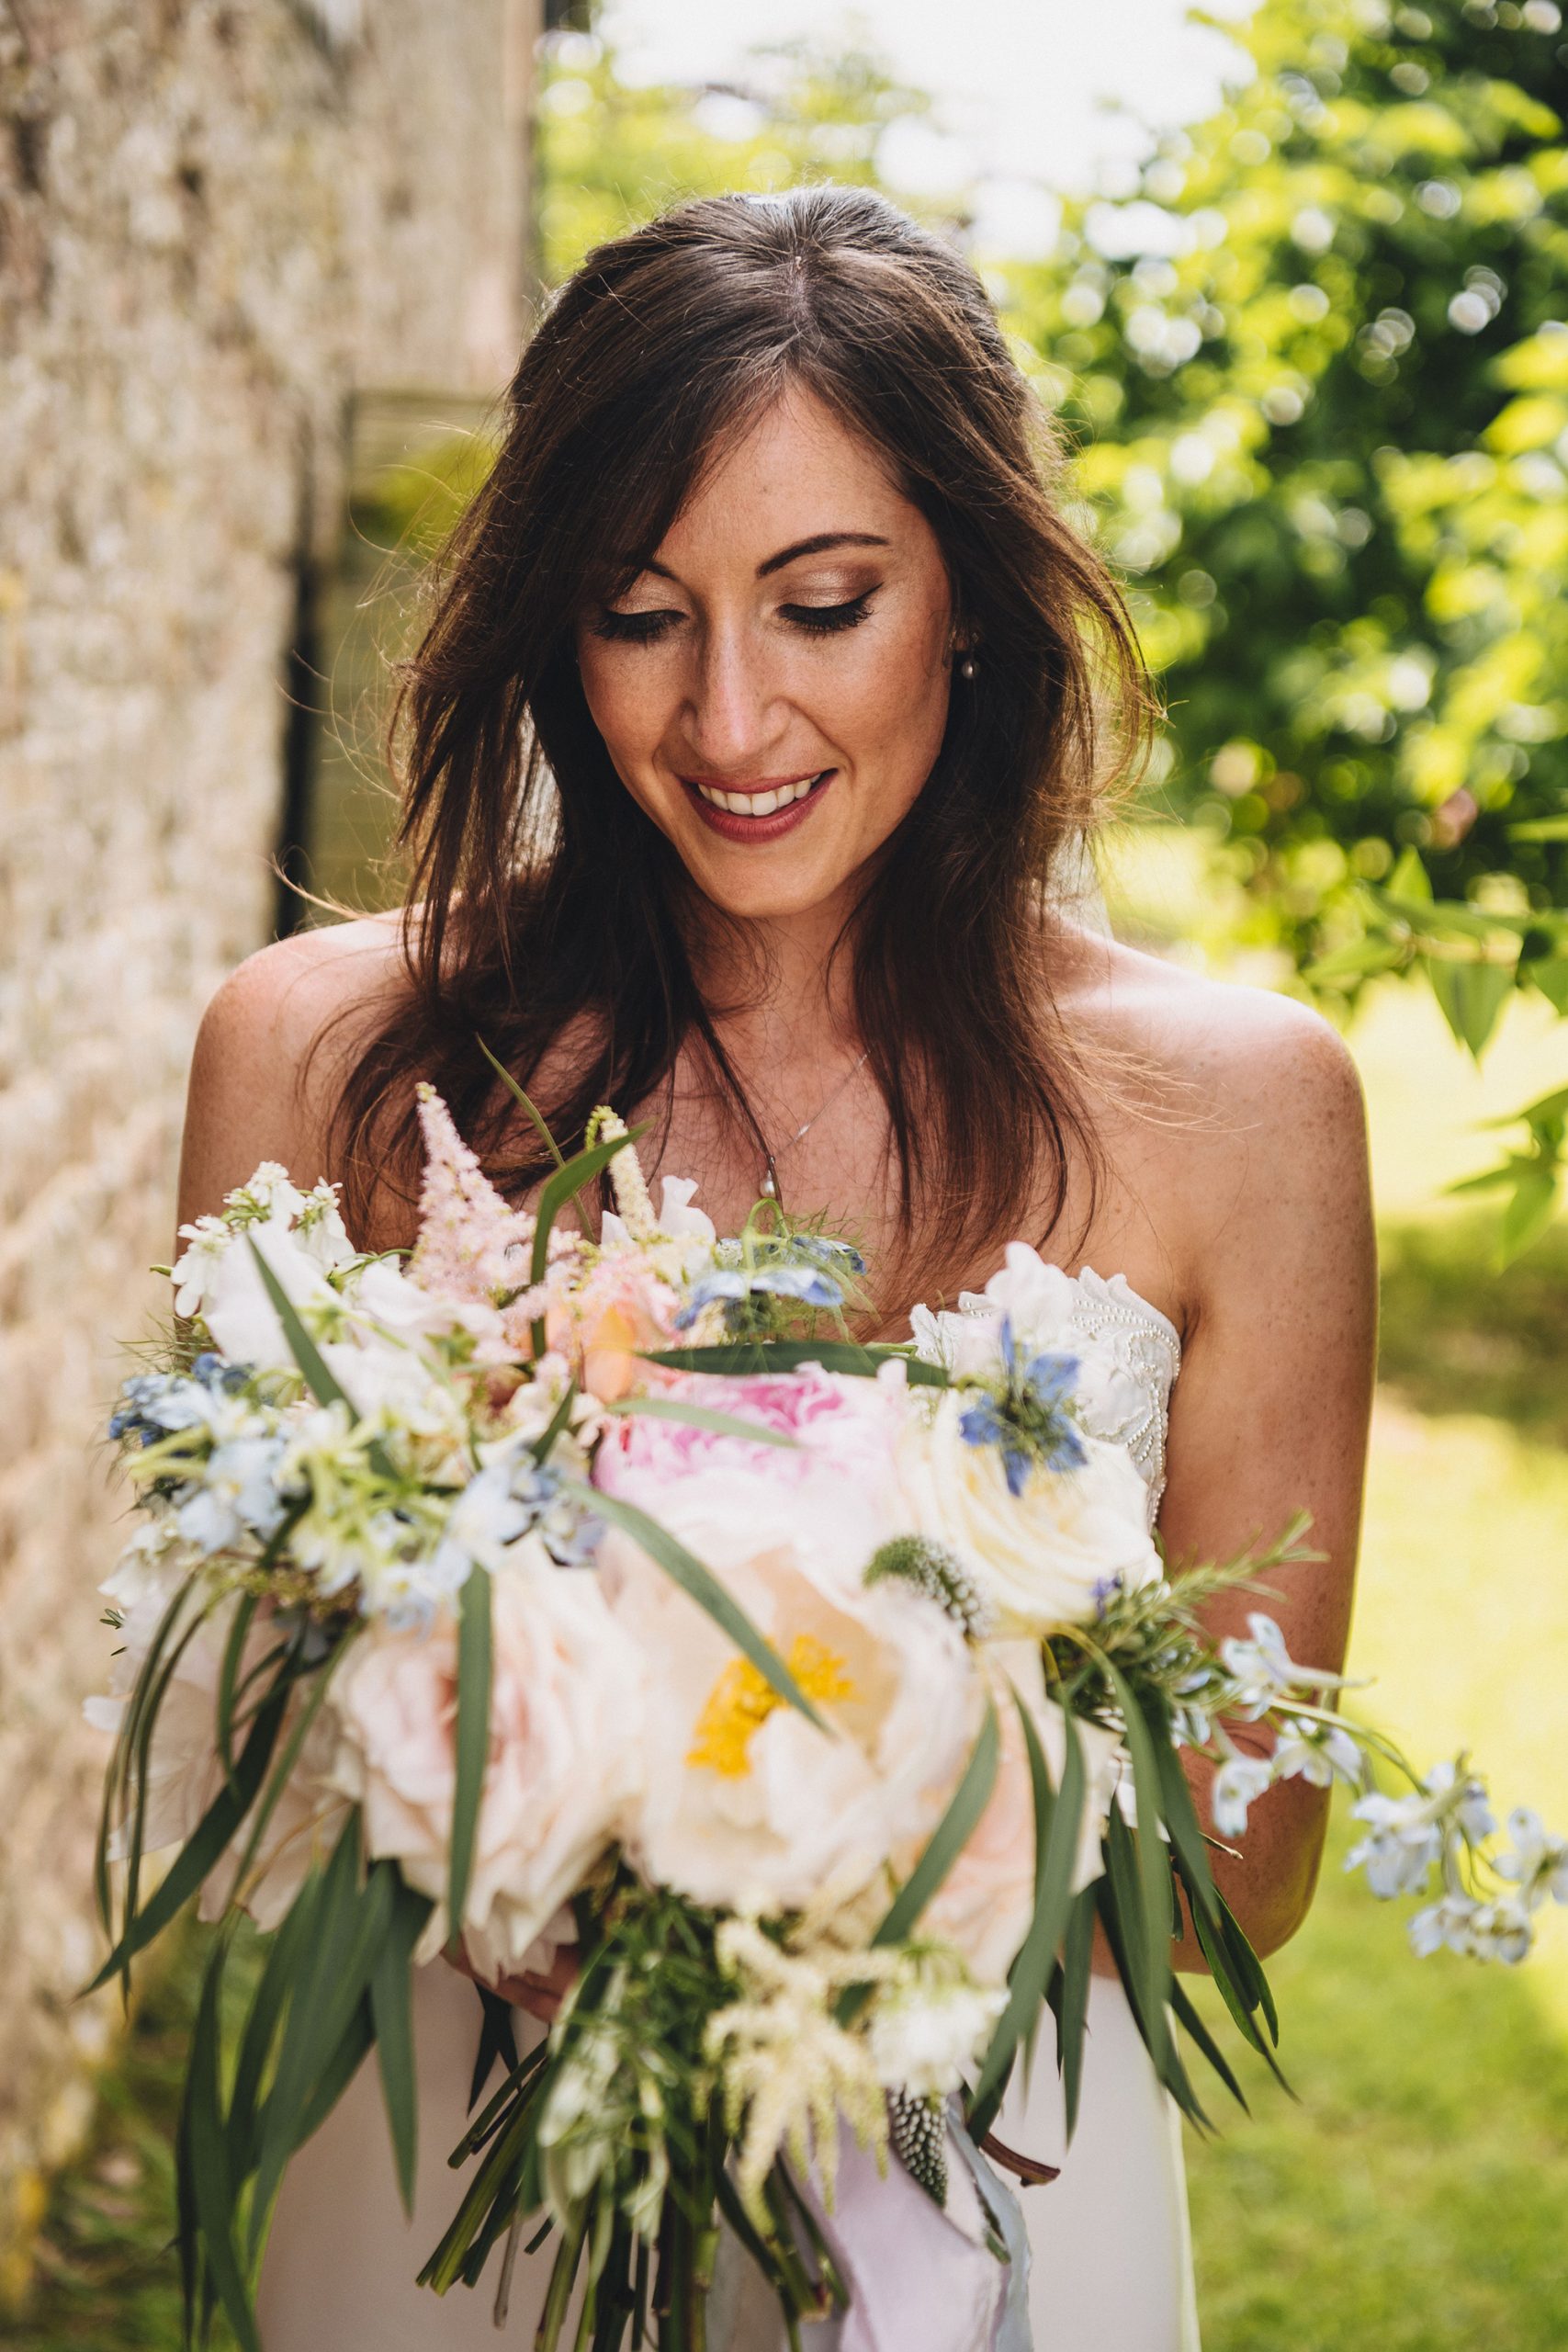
[177, 185, 1375, 2348]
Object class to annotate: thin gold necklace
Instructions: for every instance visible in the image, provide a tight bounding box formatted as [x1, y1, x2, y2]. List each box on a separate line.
[756, 1048, 871, 1202]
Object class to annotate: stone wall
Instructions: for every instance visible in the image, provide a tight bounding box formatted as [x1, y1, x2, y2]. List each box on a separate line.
[0, 0, 536, 2290]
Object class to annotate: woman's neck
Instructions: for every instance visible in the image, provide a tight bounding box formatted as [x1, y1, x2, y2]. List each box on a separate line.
[691, 898, 863, 1080]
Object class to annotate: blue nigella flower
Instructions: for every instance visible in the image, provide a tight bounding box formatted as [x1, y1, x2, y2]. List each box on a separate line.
[956, 1317, 1087, 1497]
[673, 1263, 844, 1331]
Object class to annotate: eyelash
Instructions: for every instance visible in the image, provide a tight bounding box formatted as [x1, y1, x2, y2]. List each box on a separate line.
[589, 592, 875, 646]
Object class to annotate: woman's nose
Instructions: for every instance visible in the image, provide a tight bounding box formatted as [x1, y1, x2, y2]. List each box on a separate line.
[682, 622, 782, 774]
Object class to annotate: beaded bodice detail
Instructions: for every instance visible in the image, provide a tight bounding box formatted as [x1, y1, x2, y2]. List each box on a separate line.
[1058, 1270, 1182, 1527]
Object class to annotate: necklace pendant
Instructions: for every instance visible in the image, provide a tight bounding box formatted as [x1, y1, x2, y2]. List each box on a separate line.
[760, 1160, 779, 1201]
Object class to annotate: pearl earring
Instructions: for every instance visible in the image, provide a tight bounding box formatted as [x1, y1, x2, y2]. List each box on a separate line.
[958, 652, 977, 681]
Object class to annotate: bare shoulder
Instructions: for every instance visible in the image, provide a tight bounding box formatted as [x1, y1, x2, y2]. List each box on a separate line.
[1052, 923, 1372, 1325]
[178, 914, 410, 1227]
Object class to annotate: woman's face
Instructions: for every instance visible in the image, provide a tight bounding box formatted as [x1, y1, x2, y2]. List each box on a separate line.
[573, 387, 961, 925]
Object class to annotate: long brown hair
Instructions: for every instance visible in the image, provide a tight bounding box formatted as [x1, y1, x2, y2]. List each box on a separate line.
[331, 185, 1152, 1308]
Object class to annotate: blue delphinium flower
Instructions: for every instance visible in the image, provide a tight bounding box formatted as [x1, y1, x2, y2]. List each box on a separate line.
[673, 1263, 844, 1331]
[956, 1317, 1087, 1497]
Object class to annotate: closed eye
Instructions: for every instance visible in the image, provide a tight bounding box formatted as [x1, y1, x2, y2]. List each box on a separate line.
[780, 592, 875, 636]
[589, 607, 682, 644]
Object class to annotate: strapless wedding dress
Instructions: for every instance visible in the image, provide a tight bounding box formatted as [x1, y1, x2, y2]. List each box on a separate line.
[257, 1271, 1200, 2351]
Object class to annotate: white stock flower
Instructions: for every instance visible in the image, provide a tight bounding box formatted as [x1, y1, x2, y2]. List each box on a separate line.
[867, 1949, 1006, 2099]
[897, 1389, 1159, 1635]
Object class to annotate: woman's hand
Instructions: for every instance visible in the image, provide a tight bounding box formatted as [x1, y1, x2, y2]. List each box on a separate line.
[444, 1940, 580, 2025]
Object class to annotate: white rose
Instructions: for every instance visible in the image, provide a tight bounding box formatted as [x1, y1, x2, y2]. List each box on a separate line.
[898, 1390, 1160, 1635]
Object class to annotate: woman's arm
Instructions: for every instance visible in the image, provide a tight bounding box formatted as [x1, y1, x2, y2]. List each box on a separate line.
[175, 919, 400, 1229]
[1150, 986, 1376, 1966]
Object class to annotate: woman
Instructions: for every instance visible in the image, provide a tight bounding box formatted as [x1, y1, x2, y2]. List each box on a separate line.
[178, 187, 1375, 2348]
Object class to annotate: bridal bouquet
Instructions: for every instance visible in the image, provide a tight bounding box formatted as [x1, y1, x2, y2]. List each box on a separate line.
[88, 1080, 1567, 2351]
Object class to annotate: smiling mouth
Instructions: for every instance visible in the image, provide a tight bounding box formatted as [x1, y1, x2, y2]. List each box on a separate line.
[686, 770, 833, 817]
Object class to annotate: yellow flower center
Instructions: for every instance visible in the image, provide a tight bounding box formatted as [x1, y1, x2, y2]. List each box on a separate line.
[688, 1634, 854, 1778]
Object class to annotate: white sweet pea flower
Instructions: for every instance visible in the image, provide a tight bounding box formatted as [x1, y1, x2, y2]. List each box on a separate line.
[1421, 1758, 1495, 1846]
[1219, 1614, 1352, 1720]
[200, 1217, 339, 1372]
[170, 1216, 235, 1319]
[1462, 1896, 1535, 1965]
[1269, 1713, 1366, 1792]
[175, 1432, 292, 1555]
[1495, 1807, 1568, 1910]
[1212, 1747, 1276, 1839]
[1345, 1790, 1444, 1899]
[1408, 1892, 1482, 1958]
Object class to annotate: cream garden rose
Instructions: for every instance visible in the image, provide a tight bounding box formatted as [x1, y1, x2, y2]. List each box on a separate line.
[328, 1537, 646, 1975]
[898, 1388, 1161, 1636]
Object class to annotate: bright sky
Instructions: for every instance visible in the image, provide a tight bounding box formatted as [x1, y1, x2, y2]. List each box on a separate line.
[601, 0, 1259, 250]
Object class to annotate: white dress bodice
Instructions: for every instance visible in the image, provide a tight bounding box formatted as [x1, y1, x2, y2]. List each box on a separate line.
[258, 1271, 1199, 2352]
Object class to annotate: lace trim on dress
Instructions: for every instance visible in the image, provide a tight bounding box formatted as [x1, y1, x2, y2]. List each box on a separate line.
[1063, 1269, 1181, 1526]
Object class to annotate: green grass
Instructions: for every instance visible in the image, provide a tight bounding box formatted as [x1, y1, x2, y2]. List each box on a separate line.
[1187, 1811, 1568, 2350]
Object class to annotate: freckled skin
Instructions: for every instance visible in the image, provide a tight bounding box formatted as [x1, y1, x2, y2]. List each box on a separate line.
[176, 387, 1377, 2007]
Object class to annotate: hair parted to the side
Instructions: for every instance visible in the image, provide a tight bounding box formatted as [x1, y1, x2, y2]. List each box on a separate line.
[330, 182, 1156, 1317]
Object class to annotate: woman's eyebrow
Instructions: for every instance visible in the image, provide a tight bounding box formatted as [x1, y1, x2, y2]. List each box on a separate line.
[756, 531, 890, 577]
[638, 530, 891, 585]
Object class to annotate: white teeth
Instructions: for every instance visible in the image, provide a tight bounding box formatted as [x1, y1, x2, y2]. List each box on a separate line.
[694, 774, 826, 815]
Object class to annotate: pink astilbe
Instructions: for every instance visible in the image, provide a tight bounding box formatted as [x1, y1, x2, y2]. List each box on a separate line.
[411, 1083, 541, 1307]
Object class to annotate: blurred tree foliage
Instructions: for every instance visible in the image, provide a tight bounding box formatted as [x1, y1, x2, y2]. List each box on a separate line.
[364, 10, 1567, 1240]
[535, 29, 947, 280]
[998, 0, 1568, 1241]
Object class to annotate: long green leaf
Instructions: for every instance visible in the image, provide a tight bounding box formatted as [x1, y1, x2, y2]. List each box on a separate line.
[1054, 1888, 1097, 2139]
[1104, 1660, 1175, 2075]
[222, 1628, 357, 1915]
[1098, 1833, 1203, 2124]
[642, 1339, 948, 1387]
[251, 1815, 394, 2252]
[228, 1880, 321, 2173]
[185, 1939, 261, 2352]
[530, 1125, 651, 1290]
[1187, 1890, 1289, 2091]
[214, 1592, 261, 1797]
[85, 1677, 289, 1995]
[371, 1871, 435, 2214]
[449, 1565, 493, 1937]
[1148, 1710, 1223, 1938]
[968, 1695, 1086, 2129]
[96, 1576, 190, 1941]
[566, 1478, 830, 1735]
[873, 1700, 1000, 1951]
[529, 1377, 580, 1468]
[477, 1035, 566, 1167]
[600, 1395, 799, 1448]
[1168, 1976, 1248, 2117]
